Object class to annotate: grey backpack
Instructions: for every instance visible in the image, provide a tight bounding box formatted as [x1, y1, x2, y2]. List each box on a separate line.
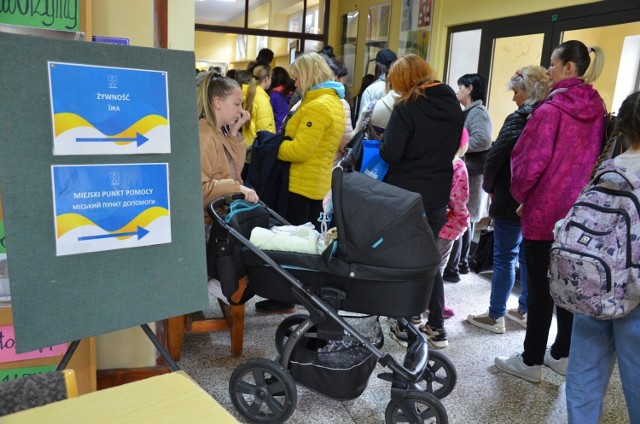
[549, 160, 640, 319]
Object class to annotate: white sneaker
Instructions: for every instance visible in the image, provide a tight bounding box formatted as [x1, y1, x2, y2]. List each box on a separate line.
[467, 312, 506, 334]
[494, 354, 542, 383]
[544, 348, 568, 376]
[505, 309, 527, 328]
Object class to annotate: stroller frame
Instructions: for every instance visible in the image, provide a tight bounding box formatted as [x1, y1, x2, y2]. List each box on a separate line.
[210, 189, 456, 424]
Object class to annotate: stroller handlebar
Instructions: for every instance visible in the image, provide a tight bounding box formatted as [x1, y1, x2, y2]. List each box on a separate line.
[209, 192, 245, 212]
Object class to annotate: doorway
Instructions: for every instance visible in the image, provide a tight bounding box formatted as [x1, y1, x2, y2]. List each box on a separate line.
[445, 1, 640, 133]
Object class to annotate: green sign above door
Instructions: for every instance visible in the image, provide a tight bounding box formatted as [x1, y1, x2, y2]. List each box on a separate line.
[0, 1, 80, 32]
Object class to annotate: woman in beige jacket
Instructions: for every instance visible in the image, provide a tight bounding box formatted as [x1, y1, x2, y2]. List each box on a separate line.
[197, 71, 259, 225]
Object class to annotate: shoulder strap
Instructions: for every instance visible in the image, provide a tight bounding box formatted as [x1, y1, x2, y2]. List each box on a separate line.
[362, 100, 376, 129]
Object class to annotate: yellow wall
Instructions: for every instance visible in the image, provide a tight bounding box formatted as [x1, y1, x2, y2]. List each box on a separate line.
[331, 0, 603, 92]
[563, 22, 640, 108]
[168, 0, 195, 51]
[91, 0, 154, 47]
[195, 31, 236, 66]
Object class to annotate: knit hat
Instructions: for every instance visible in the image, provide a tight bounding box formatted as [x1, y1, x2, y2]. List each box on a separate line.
[375, 48, 397, 67]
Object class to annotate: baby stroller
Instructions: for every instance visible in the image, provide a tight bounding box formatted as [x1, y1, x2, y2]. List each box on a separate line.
[209, 163, 457, 423]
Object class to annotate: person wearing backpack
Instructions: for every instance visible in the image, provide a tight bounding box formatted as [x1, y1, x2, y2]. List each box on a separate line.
[563, 91, 640, 424]
[494, 40, 606, 382]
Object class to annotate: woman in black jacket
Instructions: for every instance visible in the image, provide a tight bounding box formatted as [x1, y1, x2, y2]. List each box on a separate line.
[466, 66, 550, 334]
[380, 54, 464, 349]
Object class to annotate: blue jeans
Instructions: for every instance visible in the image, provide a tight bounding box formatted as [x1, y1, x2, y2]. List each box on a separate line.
[488, 219, 528, 318]
[566, 306, 640, 424]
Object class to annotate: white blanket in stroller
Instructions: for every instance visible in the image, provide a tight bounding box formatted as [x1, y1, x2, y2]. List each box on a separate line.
[249, 223, 325, 255]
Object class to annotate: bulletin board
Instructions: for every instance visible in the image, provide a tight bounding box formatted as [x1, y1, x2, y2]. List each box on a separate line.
[0, 32, 207, 352]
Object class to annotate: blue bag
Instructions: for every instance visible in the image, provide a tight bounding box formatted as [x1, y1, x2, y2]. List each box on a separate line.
[360, 139, 388, 181]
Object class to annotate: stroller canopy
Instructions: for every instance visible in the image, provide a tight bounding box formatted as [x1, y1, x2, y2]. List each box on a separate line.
[331, 167, 440, 270]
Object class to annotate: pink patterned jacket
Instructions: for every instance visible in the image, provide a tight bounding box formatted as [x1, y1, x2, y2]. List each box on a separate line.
[439, 158, 470, 240]
[510, 77, 605, 240]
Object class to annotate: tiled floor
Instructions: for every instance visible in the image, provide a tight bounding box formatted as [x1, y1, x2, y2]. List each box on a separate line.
[179, 270, 631, 423]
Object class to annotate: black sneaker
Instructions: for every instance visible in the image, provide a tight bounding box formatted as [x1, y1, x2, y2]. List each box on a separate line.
[389, 324, 409, 348]
[459, 265, 470, 274]
[442, 270, 461, 283]
[420, 325, 449, 348]
[255, 299, 296, 314]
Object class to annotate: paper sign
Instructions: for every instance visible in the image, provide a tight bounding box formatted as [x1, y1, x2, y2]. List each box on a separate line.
[0, 326, 67, 363]
[51, 163, 171, 256]
[48, 62, 170, 155]
[0, 365, 57, 382]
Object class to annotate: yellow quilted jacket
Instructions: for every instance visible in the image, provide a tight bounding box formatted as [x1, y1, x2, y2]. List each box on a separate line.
[242, 84, 275, 148]
[278, 87, 345, 200]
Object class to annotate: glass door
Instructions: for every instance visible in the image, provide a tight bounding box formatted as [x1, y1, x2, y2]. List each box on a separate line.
[486, 33, 546, 140]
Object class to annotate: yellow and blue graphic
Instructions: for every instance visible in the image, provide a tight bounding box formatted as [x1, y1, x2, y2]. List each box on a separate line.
[51, 164, 171, 256]
[48, 62, 170, 155]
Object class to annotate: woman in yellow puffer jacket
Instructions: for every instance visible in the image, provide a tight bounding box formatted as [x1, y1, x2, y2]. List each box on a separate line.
[278, 52, 346, 228]
[242, 64, 276, 155]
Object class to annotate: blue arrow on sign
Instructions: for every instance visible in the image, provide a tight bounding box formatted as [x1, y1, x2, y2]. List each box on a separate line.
[78, 226, 150, 241]
[76, 133, 149, 147]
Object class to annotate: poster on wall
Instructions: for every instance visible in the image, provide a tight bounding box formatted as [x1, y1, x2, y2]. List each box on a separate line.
[48, 62, 170, 155]
[51, 163, 171, 256]
[399, 0, 434, 61]
[364, 3, 392, 76]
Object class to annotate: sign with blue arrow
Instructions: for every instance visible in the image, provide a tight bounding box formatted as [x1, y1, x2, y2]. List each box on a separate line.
[48, 62, 170, 155]
[51, 164, 171, 256]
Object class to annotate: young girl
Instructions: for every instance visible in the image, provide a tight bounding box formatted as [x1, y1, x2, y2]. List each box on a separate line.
[565, 90, 640, 424]
[242, 65, 276, 154]
[197, 71, 258, 227]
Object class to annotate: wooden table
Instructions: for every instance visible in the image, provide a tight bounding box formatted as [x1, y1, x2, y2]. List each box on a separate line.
[2, 371, 238, 423]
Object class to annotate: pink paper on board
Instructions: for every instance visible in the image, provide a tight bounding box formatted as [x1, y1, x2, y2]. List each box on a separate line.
[0, 326, 68, 363]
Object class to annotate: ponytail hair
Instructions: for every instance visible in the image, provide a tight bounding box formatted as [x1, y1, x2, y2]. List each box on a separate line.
[243, 64, 270, 132]
[244, 64, 271, 116]
[196, 71, 240, 131]
[388, 54, 437, 104]
[555, 40, 604, 84]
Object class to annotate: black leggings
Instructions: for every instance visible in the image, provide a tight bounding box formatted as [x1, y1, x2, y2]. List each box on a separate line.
[285, 192, 323, 231]
[522, 239, 574, 365]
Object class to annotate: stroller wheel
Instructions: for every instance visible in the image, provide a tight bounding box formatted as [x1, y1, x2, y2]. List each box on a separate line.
[275, 314, 312, 354]
[385, 390, 448, 424]
[229, 358, 298, 423]
[415, 350, 457, 399]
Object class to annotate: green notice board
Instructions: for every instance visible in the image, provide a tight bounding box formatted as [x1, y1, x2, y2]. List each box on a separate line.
[0, 32, 207, 352]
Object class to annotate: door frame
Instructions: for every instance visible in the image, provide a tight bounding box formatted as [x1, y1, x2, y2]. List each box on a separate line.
[445, 0, 640, 85]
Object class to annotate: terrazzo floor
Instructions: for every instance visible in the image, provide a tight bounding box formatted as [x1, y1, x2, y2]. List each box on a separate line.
[178, 270, 631, 424]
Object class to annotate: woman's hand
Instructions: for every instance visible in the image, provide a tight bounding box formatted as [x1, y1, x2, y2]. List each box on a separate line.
[230, 110, 251, 136]
[516, 204, 523, 217]
[239, 185, 259, 204]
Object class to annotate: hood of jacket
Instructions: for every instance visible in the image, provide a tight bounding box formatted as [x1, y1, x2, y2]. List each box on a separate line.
[379, 90, 400, 112]
[413, 83, 461, 121]
[310, 81, 345, 99]
[546, 77, 603, 122]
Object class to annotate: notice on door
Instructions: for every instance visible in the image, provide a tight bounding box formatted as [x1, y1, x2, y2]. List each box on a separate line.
[48, 62, 170, 155]
[51, 164, 171, 256]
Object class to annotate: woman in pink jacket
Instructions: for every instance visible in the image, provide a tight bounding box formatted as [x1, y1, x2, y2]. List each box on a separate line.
[495, 40, 605, 383]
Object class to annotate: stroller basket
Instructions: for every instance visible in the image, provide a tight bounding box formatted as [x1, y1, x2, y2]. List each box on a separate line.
[290, 316, 383, 400]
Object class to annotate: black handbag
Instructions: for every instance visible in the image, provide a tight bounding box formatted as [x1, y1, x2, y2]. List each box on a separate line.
[471, 226, 494, 273]
[464, 150, 489, 177]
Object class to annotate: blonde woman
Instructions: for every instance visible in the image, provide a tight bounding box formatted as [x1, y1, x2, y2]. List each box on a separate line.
[242, 64, 276, 154]
[467, 65, 550, 334]
[255, 52, 346, 314]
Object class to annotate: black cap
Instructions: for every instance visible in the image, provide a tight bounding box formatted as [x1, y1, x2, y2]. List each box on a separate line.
[375, 48, 397, 66]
